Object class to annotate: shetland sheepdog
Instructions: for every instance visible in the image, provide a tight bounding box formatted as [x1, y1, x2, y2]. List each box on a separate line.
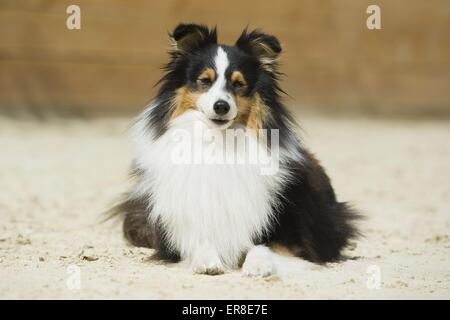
[110, 24, 360, 276]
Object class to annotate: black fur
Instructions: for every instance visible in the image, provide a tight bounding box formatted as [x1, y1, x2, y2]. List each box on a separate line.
[236, 28, 282, 60]
[109, 24, 360, 264]
[265, 151, 360, 262]
[110, 190, 180, 262]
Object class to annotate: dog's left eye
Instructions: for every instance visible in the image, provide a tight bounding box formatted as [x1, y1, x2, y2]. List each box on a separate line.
[232, 81, 245, 90]
[199, 78, 212, 86]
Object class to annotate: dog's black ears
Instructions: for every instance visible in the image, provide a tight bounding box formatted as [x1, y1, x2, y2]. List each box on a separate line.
[170, 24, 217, 53]
[236, 29, 282, 71]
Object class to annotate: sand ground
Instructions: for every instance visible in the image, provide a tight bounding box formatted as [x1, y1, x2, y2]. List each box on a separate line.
[0, 113, 449, 299]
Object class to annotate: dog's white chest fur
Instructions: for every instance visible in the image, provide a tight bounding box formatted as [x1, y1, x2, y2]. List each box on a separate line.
[133, 111, 286, 267]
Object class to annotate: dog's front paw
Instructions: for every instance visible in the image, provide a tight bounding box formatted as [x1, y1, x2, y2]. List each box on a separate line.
[242, 246, 276, 277]
[193, 260, 224, 275]
[191, 248, 224, 275]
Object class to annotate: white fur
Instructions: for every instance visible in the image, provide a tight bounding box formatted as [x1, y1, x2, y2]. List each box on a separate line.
[197, 47, 237, 121]
[131, 109, 293, 271]
[191, 244, 225, 275]
[242, 245, 276, 277]
[242, 245, 317, 277]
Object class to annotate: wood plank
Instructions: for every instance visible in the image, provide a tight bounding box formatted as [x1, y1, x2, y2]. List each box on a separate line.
[0, 0, 449, 116]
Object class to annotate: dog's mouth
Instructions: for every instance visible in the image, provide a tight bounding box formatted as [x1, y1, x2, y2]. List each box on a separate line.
[207, 117, 234, 129]
[210, 119, 231, 126]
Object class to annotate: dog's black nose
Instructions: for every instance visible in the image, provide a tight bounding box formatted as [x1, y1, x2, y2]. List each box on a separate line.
[213, 100, 230, 116]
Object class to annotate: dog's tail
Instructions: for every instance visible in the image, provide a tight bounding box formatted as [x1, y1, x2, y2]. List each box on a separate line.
[104, 193, 155, 249]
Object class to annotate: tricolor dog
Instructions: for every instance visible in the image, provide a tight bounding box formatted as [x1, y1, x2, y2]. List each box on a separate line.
[109, 24, 360, 276]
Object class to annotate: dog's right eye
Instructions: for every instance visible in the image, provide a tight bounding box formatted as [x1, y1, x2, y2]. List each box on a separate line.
[198, 78, 212, 86]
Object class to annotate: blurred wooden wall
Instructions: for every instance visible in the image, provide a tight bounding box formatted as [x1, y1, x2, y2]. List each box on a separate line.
[1, 0, 449, 117]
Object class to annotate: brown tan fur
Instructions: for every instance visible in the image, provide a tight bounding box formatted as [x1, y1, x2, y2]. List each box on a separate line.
[170, 68, 217, 121]
[170, 86, 201, 120]
[231, 70, 247, 88]
[198, 67, 216, 85]
[235, 93, 269, 132]
[231, 71, 270, 131]
[270, 243, 297, 257]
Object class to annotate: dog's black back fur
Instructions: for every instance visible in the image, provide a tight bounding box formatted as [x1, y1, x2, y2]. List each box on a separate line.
[264, 152, 360, 262]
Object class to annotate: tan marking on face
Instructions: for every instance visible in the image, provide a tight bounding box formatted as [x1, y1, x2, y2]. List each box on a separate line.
[231, 71, 247, 88]
[197, 68, 216, 90]
[170, 86, 200, 120]
[234, 93, 269, 131]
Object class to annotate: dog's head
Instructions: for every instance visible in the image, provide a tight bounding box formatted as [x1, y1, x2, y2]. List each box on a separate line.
[162, 23, 283, 130]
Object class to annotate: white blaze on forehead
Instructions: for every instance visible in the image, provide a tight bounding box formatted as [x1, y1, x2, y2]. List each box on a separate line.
[213, 46, 229, 88]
